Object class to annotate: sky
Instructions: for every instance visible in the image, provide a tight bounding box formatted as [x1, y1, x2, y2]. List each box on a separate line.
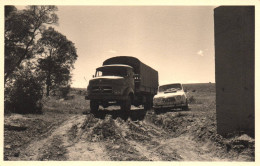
[17, 6, 216, 88]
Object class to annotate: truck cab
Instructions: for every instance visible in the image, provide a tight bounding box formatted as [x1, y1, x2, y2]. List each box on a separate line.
[85, 65, 135, 112]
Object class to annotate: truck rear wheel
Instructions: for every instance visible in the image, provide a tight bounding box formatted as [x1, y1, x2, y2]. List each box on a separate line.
[144, 103, 149, 110]
[121, 96, 131, 112]
[144, 96, 153, 110]
[90, 100, 99, 113]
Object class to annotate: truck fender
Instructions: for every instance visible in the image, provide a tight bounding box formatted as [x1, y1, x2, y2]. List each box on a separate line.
[123, 87, 134, 97]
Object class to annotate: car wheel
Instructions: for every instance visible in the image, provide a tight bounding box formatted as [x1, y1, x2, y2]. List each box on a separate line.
[154, 108, 161, 114]
[182, 100, 189, 111]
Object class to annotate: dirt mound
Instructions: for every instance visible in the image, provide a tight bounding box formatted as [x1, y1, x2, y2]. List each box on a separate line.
[145, 111, 192, 137]
[144, 109, 254, 161]
[89, 115, 123, 142]
[80, 114, 149, 160]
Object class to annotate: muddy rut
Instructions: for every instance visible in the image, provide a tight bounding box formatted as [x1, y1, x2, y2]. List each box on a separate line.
[15, 109, 231, 161]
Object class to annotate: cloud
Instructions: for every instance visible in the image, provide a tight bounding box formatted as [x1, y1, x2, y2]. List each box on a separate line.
[107, 49, 117, 54]
[197, 50, 204, 56]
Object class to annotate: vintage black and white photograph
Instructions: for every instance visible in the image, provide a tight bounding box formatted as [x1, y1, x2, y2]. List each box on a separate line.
[2, 2, 256, 162]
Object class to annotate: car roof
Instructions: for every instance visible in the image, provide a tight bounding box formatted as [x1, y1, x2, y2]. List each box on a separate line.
[159, 83, 182, 87]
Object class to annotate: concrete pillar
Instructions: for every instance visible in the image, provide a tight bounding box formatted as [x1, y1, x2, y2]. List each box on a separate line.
[214, 6, 254, 137]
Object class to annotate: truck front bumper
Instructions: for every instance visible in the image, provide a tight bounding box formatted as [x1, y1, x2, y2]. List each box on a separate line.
[85, 94, 128, 101]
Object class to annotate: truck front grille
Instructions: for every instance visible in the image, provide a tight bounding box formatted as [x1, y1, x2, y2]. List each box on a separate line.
[92, 86, 112, 93]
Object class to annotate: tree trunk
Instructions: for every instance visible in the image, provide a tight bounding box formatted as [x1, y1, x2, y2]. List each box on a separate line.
[46, 49, 52, 97]
[46, 79, 50, 96]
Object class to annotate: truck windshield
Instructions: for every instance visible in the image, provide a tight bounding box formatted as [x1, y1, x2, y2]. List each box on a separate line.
[96, 66, 128, 77]
[158, 84, 182, 92]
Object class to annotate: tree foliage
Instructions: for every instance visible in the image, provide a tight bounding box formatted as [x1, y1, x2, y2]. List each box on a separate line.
[4, 6, 58, 83]
[5, 67, 44, 114]
[5, 6, 17, 18]
[37, 27, 78, 96]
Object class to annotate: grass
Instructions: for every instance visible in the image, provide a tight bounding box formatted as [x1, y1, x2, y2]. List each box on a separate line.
[43, 89, 89, 114]
[183, 83, 216, 93]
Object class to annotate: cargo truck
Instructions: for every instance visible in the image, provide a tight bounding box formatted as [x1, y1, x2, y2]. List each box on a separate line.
[85, 56, 159, 113]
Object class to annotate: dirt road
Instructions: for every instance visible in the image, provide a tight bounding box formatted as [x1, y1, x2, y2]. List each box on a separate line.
[11, 108, 233, 161]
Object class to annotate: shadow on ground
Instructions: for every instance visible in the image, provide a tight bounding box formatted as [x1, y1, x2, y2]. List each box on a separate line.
[89, 108, 148, 121]
[155, 108, 190, 115]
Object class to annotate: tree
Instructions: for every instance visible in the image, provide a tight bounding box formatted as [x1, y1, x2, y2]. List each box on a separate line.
[36, 27, 78, 96]
[4, 6, 58, 83]
[5, 5, 17, 18]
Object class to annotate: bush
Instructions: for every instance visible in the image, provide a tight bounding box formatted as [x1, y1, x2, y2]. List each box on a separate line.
[59, 85, 71, 98]
[5, 70, 43, 114]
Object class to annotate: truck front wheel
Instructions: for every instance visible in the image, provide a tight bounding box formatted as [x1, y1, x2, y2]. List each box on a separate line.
[121, 96, 131, 112]
[90, 100, 99, 113]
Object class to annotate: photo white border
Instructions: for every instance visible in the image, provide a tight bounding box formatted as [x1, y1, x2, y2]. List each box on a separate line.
[0, 0, 259, 166]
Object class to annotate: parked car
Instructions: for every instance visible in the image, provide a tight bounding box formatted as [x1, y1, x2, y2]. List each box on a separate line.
[153, 83, 188, 112]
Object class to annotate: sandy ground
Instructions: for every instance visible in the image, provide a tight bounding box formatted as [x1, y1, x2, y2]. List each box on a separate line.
[5, 107, 252, 161]
[4, 85, 254, 161]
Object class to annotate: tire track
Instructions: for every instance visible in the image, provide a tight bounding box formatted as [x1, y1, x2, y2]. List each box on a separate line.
[18, 115, 86, 160]
[16, 112, 233, 161]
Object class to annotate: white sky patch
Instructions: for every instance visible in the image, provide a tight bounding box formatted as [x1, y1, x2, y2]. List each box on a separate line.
[10, 6, 216, 88]
[197, 50, 204, 56]
[107, 49, 117, 54]
[186, 80, 200, 83]
[159, 80, 176, 86]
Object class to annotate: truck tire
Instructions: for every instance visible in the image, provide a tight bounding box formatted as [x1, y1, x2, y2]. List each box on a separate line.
[121, 95, 131, 112]
[144, 103, 149, 110]
[144, 96, 153, 110]
[90, 100, 99, 113]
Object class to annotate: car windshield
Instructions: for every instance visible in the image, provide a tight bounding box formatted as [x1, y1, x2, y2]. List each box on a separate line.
[158, 84, 182, 92]
[96, 66, 129, 77]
